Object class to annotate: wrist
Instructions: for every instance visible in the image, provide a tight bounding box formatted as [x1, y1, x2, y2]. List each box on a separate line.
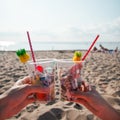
[98, 104, 120, 120]
[0, 94, 10, 120]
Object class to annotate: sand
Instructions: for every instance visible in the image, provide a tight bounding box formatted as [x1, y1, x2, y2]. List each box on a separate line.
[0, 50, 120, 120]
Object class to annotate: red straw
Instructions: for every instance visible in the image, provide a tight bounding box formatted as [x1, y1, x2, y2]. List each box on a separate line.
[27, 31, 36, 65]
[82, 35, 100, 61]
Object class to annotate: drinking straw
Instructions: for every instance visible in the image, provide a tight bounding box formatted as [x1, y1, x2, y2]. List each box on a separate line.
[82, 35, 99, 61]
[27, 31, 36, 67]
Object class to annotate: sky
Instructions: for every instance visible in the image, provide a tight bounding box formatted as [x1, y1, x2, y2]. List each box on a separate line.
[0, 0, 120, 47]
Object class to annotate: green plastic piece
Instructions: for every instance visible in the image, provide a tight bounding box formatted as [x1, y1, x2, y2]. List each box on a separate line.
[74, 51, 82, 57]
[16, 49, 26, 56]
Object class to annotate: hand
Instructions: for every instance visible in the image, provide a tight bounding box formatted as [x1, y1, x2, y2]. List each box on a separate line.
[70, 81, 120, 120]
[0, 76, 49, 120]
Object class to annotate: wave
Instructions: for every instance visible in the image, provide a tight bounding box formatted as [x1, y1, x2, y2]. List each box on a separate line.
[0, 41, 15, 47]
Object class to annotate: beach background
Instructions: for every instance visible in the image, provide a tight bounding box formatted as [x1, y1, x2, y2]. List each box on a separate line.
[0, 50, 120, 120]
[0, 0, 120, 119]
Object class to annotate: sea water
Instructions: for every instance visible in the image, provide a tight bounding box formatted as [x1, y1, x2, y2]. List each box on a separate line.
[0, 41, 120, 51]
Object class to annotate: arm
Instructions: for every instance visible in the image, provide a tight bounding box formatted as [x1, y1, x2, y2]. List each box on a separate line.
[70, 82, 120, 120]
[0, 76, 48, 120]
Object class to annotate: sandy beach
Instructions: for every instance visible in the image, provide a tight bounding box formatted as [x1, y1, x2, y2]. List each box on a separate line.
[0, 50, 120, 120]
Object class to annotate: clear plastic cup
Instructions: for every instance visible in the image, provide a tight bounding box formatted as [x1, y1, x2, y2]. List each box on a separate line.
[27, 59, 56, 102]
[57, 59, 84, 101]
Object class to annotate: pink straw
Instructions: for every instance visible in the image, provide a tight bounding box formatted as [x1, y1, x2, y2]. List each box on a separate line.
[27, 31, 36, 67]
[82, 35, 100, 61]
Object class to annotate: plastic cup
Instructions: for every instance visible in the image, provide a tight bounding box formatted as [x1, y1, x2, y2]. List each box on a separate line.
[27, 59, 56, 102]
[57, 59, 84, 101]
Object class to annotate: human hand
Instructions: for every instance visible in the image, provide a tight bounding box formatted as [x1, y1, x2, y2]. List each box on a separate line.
[0, 76, 49, 120]
[70, 81, 120, 120]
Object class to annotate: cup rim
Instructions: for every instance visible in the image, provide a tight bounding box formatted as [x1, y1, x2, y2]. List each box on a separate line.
[27, 58, 84, 64]
[56, 59, 84, 63]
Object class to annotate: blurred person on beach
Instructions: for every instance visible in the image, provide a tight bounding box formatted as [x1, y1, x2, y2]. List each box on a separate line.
[99, 44, 118, 53]
[92, 46, 101, 52]
[0, 77, 120, 120]
[92, 45, 119, 55]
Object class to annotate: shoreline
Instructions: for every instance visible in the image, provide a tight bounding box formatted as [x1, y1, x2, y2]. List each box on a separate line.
[0, 49, 88, 52]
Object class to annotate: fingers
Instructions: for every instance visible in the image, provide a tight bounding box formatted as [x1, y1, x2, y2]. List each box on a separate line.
[15, 76, 32, 86]
[70, 84, 93, 101]
[23, 85, 50, 95]
[10, 85, 50, 106]
[70, 85, 99, 103]
[70, 91, 89, 100]
[22, 76, 32, 84]
[81, 81, 90, 92]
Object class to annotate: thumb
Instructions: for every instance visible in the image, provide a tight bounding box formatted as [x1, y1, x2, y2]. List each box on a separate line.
[70, 91, 89, 100]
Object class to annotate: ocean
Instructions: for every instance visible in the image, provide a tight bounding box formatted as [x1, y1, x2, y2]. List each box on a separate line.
[0, 41, 120, 51]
